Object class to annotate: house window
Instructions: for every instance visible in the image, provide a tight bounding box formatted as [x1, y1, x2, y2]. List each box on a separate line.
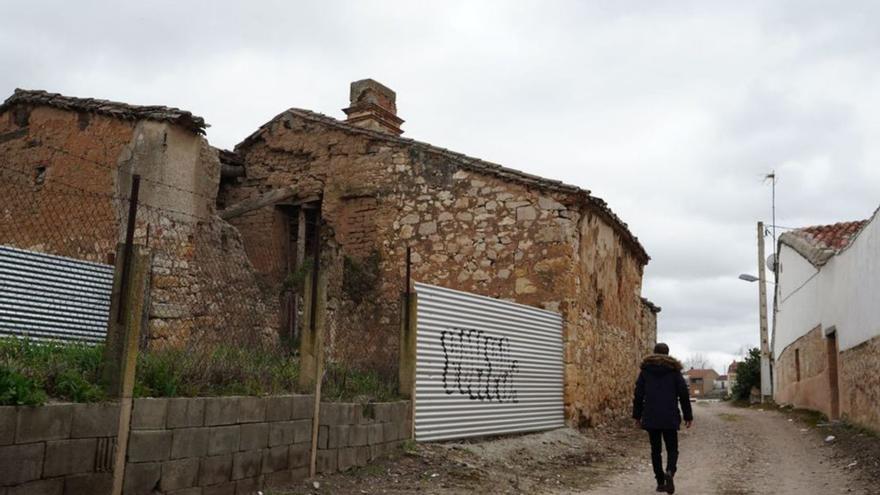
[795, 349, 801, 382]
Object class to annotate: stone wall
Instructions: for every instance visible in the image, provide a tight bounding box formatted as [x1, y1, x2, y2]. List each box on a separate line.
[0, 397, 410, 494]
[775, 326, 833, 417]
[839, 334, 880, 432]
[0, 403, 119, 494]
[223, 111, 654, 425]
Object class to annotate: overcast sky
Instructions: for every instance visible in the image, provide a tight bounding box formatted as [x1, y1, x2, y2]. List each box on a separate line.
[3, 1, 878, 372]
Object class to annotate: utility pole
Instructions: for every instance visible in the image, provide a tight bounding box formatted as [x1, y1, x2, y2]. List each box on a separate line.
[757, 221, 772, 402]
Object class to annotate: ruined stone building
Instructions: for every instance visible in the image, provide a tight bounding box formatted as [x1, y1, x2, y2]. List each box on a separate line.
[0, 81, 659, 425]
[774, 208, 880, 432]
[0, 90, 272, 348]
[219, 79, 660, 425]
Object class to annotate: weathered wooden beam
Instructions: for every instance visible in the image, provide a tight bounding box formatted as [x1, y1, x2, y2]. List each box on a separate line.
[219, 186, 297, 219]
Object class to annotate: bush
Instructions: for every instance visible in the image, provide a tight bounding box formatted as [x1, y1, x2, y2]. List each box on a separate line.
[0, 338, 104, 404]
[732, 347, 761, 401]
[322, 362, 398, 403]
[0, 366, 46, 405]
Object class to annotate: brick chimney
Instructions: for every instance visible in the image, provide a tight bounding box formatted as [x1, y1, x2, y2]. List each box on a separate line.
[342, 79, 404, 135]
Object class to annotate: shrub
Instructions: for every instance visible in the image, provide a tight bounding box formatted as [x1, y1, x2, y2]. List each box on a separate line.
[322, 362, 398, 403]
[0, 365, 46, 405]
[732, 347, 761, 401]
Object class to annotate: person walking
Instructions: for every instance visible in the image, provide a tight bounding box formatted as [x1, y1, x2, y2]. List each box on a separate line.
[632, 343, 693, 494]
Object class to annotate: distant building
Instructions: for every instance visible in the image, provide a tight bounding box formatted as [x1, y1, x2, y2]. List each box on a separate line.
[727, 360, 740, 397]
[715, 374, 729, 392]
[686, 368, 719, 397]
[773, 207, 880, 432]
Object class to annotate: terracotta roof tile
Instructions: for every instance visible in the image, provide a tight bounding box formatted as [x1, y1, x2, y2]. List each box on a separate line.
[0, 89, 207, 134]
[793, 220, 868, 251]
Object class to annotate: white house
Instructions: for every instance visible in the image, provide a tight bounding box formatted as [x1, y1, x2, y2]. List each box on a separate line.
[773, 206, 880, 431]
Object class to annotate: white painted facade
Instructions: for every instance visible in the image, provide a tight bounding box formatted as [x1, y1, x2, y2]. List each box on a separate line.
[773, 207, 880, 357]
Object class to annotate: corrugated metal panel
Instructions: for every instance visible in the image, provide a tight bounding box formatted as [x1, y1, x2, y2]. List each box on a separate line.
[0, 245, 113, 343]
[414, 282, 564, 441]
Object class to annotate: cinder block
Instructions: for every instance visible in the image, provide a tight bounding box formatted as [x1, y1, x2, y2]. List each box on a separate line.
[205, 398, 240, 426]
[319, 403, 354, 425]
[288, 442, 310, 469]
[16, 404, 73, 442]
[235, 476, 262, 494]
[8, 479, 62, 495]
[231, 450, 262, 480]
[160, 458, 200, 491]
[382, 422, 399, 443]
[329, 425, 350, 448]
[264, 396, 293, 422]
[171, 428, 208, 459]
[44, 438, 97, 476]
[199, 454, 232, 486]
[0, 406, 16, 445]
[238, 423, 268, 451]
[369, 443, 386, 461]
[208, 426, 241, 455]
[291, 395, 314, 420]
[268, 421, 295, 447]
[63, 472, 113, 495]
[367, 423, 383, 445]
[166, 398, 205, 428]
[292, 419, 311, 444]
[356, 403, 376, 424]
[70, 403, 119, 438]
[356, 446, 370, 467]
[123, 462, 161, 495]
[0, 443, 44, 485]
[390, 402, 408, 423]
[373, 403, 392, 423]
[131, 399, 167, 430]
[237, 397, 265, 424]
[337, 447, 356, 471]
[316, 425, 328, 449]
[316, 449, 336, 473]
[128, 430, 172, 462]
[261, 445, 288, 474]
[263, 469, 295, 488]
[166, 488, 202, 495]
[350, 425, 369, 446]
[201, 482, 235, 495]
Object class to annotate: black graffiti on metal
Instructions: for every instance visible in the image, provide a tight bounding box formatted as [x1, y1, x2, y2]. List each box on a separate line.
[440, 327, 519, 403]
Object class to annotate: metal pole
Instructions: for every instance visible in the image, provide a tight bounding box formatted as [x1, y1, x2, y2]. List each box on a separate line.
[117, 174, 141, 324]
[405, 246, 411, 331]
[757, 221, 772, 401]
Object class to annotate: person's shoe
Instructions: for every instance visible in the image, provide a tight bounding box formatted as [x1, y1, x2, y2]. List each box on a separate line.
[655, 481, 667, 492]
[664, 470, 675, 494]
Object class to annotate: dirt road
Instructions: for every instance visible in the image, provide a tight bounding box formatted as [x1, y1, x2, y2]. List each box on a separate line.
[580, 400, 872, 495]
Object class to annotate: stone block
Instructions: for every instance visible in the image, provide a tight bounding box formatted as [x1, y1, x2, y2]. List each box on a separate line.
[288, 442, 310, 469]
[337, 447, 356, 471]
[356, 446, 370, 467]
[382, 422, 398, 443]
[263, 469, 295, 488]
[160, 458, 200, 491]
[44, 438, 97, 476]
[291, 395, 314, 420]
[320, 403, 356, 425]
[16, 404, 73, 442]
[199, 454, 232, 486]
[237, 397, 265, 423]
[350, 425, 369, 446]
[8, 479, 62, 495]
[239, 423, 268, 451]
[166, 398, 205, 428]
[231, 450, 262, 480]
[268, 421, 296, 447]
[0, 443, 44, 485]
[367, 423, 383, 445]
[329, 425, 350, 448]
[316, 449, 336, 473]
[71, 403, 119, 439]
[208, 425, 240, 455]
[356, 404, 376, 424]
[63, 473, 113, 495]
[235, 477, 262, 494]
[205, 398, 240, 426]
[261, 445, 288, 473]
[0, 407, 15, 445]
[372, 403, 392, 423]
[264, 396, 293, 422]
[201, 482, 235, 495]
[166, 489, 201, 495]
[171, 428, 208, 459]
[128, 430, 172, 462]
[316, 425, 328, 449]
[131, 399, 168, 430]
[123, 462, 160, 495]
[369, 443, 386, 461]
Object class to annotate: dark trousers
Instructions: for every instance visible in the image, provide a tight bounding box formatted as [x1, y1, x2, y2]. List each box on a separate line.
[647, 429, 678, 482]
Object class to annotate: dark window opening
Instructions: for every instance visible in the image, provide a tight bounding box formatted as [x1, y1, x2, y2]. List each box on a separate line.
[795, 348, 801, 382]
[34, 166, 46, 186]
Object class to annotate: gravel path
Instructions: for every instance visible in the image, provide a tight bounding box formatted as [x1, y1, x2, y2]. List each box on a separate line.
[578, 400, 872, 495]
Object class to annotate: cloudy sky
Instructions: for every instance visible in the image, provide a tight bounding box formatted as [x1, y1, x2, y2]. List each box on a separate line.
[3, 1, 878, 372]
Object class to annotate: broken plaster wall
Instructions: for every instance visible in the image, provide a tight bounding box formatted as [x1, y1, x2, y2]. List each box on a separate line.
[0, 105, 271, 348]
[225, 112, 653, 425]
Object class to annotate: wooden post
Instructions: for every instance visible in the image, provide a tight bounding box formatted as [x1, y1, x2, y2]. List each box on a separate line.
[307, 267, 327, 477]
[757, 221, 772, 401]
[398, 292, 418, 400]
[102, 244, 151, 495]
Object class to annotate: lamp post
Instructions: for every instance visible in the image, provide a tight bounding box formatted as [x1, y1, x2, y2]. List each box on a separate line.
[738, 221, 773, 403]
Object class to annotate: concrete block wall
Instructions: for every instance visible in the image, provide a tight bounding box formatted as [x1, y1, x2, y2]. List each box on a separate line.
[0, 402, 120, 494]
[0, 397, 410, 494]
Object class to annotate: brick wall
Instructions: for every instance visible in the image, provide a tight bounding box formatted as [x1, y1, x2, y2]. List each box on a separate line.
[0, 397, 411, 494]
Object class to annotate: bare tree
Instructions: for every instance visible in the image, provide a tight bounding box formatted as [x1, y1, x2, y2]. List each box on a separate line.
[684, 353, 709, 370]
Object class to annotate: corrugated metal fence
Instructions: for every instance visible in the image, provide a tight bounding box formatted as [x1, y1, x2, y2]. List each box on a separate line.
[414, 282, 564, 441]
[0, 245, 113, 343]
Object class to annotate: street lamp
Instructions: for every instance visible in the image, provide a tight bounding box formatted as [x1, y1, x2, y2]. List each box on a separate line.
[738, 274, 759, 282]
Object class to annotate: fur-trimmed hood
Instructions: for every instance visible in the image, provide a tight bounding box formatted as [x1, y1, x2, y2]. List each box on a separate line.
[640, 354, 683, 371]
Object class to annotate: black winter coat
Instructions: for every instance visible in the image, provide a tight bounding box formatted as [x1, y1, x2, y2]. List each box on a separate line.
[632, 354, 693, 431]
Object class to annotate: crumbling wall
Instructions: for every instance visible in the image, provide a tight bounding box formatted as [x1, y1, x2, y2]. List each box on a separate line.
[839, 335, 880, 432]
[775, 326, 833, 417]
